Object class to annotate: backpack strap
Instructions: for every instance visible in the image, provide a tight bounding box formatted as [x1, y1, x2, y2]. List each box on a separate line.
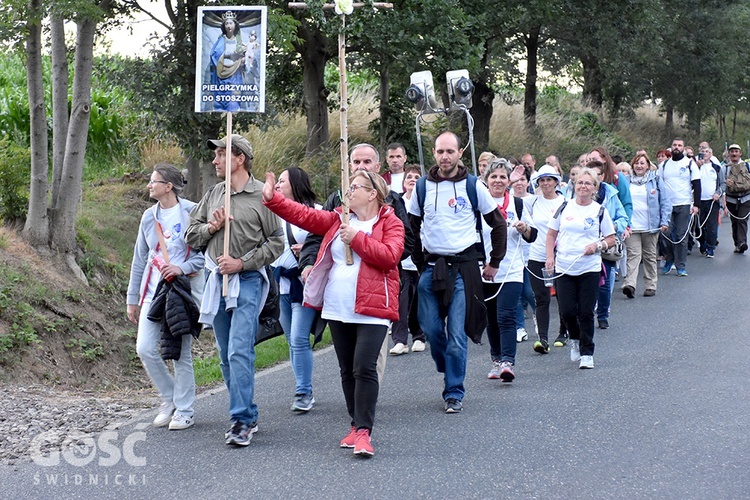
[552, 200, 568, 219]
[415, 176, 427, 215]
[514, 196, 523, 218]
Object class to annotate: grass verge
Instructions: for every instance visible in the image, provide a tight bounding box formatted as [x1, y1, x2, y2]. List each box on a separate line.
[194, 328, 333, 387]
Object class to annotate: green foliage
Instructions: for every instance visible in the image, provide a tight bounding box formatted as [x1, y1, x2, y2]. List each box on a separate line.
[66, 337, 105, 361]
[0, 134, 31, 222]
[195, 329, 333, 387]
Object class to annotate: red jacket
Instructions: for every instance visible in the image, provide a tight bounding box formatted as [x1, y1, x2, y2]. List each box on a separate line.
[264, 191, 404, 321]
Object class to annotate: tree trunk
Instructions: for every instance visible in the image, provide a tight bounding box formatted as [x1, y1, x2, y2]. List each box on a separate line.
[581, 54, 603, 109]
[665, 105, 674, 132]
[22, 0, 50, 247]
[50, 18, 96, 265]
[202, 159, 217, 195]
[523, 26, 541, 129]
[50, 15, 69, 209]
[295, 22, 330, 156]
[184, 156, 201, 202]
[378, 65, 389, 150]
[472, 80, 493, 150]
[732, 108, 737, 136]
[472, 39, 494, 150]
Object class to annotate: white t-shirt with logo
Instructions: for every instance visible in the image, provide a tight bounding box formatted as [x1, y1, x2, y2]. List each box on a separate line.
[526, 195, 566, 262]
[146, 205, 187, 298]
[548, 200, 615, 276]
[698, 163, 719, 201]
[658, 157, 699, 206]
[482, 194, 530, 283]
[407, 177, 497, 256]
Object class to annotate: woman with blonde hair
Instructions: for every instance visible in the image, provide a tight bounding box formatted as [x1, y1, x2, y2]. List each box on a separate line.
[546, 167, 616, 369]
[262, 170, 404, 458]
[621, 153, 671, 297]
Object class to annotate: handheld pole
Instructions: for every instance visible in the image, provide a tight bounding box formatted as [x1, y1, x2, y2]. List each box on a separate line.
[222, 113, 233, 296]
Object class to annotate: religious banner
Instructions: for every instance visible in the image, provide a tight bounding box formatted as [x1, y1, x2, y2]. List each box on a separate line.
[194, 6, 267, 113]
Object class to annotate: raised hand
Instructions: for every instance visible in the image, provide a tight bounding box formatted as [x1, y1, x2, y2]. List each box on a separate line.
[262, 172, 276, 202]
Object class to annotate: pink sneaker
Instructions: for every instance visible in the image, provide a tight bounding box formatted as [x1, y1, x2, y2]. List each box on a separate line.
[353, 428, 374, 457]
[340, 426, 356, 448]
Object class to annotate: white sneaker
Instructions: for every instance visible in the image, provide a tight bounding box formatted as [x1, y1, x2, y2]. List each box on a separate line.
[570, 340, 581, 362]
[579, 355, 594, 369]
[168, 414, 194, 430]
[516, 328, 528, 343]
[153, 402, 175, 427]
[389, 342, 409, 355]
[487, 360, 503, 379]
[411, 340, 426, 352]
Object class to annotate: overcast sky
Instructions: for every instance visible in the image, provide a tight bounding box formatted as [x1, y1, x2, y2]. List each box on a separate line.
[103, 6, 169, 58]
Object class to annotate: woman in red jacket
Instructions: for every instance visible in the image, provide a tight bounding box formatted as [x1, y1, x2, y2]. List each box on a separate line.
[262, 170, 404, 458]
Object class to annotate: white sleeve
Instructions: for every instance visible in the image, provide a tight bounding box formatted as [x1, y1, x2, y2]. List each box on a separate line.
[600, 208, 616, 237]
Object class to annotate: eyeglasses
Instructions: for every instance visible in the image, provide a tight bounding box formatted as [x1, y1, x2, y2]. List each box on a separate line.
[576, 181, 595, 187]
[148, 180, 169, 185]
[348, 183, 373, 193]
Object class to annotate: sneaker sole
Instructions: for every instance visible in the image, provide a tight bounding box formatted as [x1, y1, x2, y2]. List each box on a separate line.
[291, 398, 315, 412]
[224, 425, 258, 444]
[226, 437, 251, 446]
[487, 373, 501, 380]
[533, 343, 549, 354]
[168, 422, 194, 431]
[445, 408, 462, 413]
[500, 371, 515, 383]
[353, 448, 374, 457]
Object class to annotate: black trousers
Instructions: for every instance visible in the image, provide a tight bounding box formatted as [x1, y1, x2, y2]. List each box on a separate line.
[391, 269, 424, 344]
[328, 321, 388, 431]
[555, 271, 599, 356]
[528, 260, 554, 340]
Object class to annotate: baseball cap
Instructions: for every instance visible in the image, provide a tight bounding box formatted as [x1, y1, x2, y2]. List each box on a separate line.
[207, 134, 254, 159]
[728, 143, 741, 151]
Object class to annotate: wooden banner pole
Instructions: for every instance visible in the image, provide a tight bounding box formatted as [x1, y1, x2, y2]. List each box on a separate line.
[288, 2, 393, 265]
[222, 113, 233, 296]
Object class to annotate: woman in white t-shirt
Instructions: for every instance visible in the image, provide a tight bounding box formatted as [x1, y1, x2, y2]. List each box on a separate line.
[126, 164, 204, 430]
[263, 170, 403, 458]
[482, 160, 537, 382]
[545, 168, 616, 369]
[511, 162, 537, 342]
[271, 167, 321, 413]
[525, 165, 566, 354]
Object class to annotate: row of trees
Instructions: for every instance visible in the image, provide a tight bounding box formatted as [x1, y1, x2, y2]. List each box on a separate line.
[2, 0, 750, 278]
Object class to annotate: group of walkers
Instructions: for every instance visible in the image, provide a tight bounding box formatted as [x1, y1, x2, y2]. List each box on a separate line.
[126, 131, 750, 458]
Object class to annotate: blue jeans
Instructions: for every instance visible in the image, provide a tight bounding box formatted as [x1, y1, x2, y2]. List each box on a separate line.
[515, 268, 536, 329]
[212, 270, 263, 426]
[418, 266, 467, 402]
[597, 260, 615, 322]
[662, 204, 691, 271]
[487, 282, 522, 364]
[279, 294, 316, 396]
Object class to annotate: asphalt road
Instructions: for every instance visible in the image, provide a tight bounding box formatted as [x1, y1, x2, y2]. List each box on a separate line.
[3, 220, 750, 499]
